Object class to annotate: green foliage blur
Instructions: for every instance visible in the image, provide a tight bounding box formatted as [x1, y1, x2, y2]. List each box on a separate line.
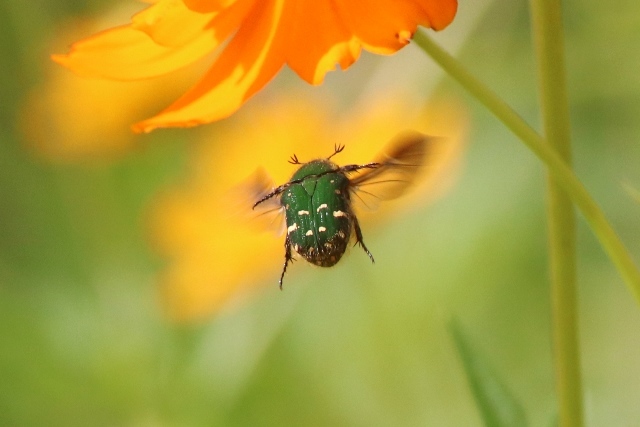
[1, 0, 639, 425]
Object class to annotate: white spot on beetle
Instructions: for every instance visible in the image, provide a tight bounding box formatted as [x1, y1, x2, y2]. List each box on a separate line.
[318, 226, 327, 232]
[333, 210, 346, 217]
[306, 230, 314, 236]
[287, 223, 298, 234]
[337, 231, 346, 239]
[317, 203, 328, 212]
[335, 189, 341, 194]
[298, 210, 310, 215]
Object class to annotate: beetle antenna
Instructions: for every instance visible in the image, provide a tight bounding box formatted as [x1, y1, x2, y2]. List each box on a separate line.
[328, 144, 345, 160]
[288, 153, 301, 165]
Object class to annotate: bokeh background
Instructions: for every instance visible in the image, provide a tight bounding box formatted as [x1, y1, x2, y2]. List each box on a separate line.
[2, 0, 640, 425]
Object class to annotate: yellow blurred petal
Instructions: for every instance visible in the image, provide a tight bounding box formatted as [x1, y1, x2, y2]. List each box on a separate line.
[20, 63, 201, 162]
[133, 0, 286, 132]
[21, 75, 138, 161]
[52, 24, 217, 80]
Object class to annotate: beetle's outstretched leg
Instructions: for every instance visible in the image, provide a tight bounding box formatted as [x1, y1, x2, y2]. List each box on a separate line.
[279, 235, 294, 289]
[339, 162, 382, 174]
[253, 175, 315, 209]
[253, 182, 292, 209]
[353, 216, 375, 263]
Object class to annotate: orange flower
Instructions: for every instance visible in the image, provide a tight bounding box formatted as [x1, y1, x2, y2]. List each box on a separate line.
[148, 92, 466, 322]
[53, 0, 458, 132]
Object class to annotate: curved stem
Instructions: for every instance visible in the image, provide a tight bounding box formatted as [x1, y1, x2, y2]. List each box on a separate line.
[412, 31, 640, 305]
[529, 0, 583, 424]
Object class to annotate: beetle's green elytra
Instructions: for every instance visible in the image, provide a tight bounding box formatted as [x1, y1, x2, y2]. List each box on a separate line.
[253, 131, 431, 288]
[282, 159, 353, 268]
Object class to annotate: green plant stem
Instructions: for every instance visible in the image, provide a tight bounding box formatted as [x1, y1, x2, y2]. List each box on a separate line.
[412, 32, 640, 304]
[529, 0, 582, 425]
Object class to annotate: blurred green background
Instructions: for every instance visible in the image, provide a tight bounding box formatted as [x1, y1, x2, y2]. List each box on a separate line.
[1, 0, 640, 425]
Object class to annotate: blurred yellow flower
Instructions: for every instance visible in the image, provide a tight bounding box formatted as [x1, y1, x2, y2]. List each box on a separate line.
[148, 92, 466, 322]
[52, 0, 458, 132]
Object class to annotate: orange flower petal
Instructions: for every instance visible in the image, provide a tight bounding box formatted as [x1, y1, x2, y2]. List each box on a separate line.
[182, 0, 243, 13]
[283, 1, 360, 84]
[54, 0, 458, 130]
[418, 0, 459, 31]
[52, 25, 217, 80]
[134, 0, 286, 132]
[336, 0, 457, 54]
[131, 0, 214, 47]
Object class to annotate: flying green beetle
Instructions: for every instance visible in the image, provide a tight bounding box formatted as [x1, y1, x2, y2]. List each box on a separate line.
[253, 131, 432, 288]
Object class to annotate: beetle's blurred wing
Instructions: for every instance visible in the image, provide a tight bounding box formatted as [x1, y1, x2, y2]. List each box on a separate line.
[349, 131, 435, 210]
[227, 168, 286, 236]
